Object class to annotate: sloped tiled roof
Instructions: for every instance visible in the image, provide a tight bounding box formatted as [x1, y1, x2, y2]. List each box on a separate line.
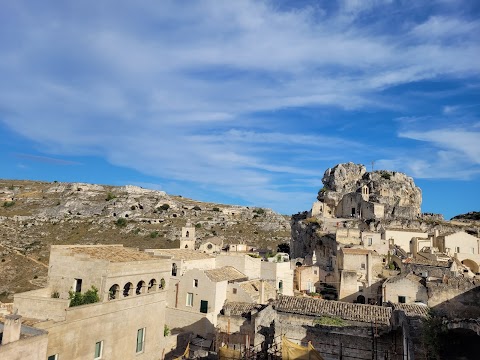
[391, 303, 429, 318]
[341, 248, 370, 255]
[201, 236, 224, 246]
[275, 296, 392, 325]
[223, 302, 266, 316]
[238, 280, 276, 297]
[404, 257, 450, 267]
[205, 266, 247, 282]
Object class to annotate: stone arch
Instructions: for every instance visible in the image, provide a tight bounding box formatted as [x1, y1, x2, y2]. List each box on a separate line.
[461, 259, 479, 274]
[123, 282, 133, 297]
[136, 280, 146, 295]
[356, 295, 366, 304]
[185, 244, 189, 248]
[296, 261, 302, 267]
[148, 279, 157, 292]
[185, 231, 190, 238]
[159, 278, 166, 289]
[109, 284, 120, 300]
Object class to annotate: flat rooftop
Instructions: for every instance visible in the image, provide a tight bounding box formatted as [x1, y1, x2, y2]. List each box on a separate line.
[148, 249, 214, 261]
[57, 245, 155, 262]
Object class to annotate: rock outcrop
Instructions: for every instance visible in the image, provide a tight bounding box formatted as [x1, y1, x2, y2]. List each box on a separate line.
[317, 162, 422, 220]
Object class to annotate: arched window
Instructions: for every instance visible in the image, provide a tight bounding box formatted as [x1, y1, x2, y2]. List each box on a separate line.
[185, 231, 189, 238]
[123, 282, 133, 297]
[136, 281, 146, 295]
[172, 263, 177, 276]
[159, 278, 166, 289]
[185, 244, 189, 248]
[109, 284, 120, 300]
[148, 279, 157, 292]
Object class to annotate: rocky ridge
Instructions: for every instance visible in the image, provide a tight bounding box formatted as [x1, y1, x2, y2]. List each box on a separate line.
[0, 179, 290, 301]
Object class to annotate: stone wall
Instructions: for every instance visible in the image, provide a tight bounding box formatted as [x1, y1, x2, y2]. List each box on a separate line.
[166, 307, 215, 338]
[0, 326, 48, 360]
[428, 277, 480, 318]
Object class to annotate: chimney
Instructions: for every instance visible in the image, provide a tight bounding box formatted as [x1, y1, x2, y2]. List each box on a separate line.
[2, 313, 22, 345]
[259, 280, 265, 304]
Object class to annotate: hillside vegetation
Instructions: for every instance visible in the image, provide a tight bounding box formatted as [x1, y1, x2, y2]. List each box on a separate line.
[0, 179, 290, 302]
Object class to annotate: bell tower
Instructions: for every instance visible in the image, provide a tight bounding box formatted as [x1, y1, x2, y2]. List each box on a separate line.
[180, 221, 196, 249]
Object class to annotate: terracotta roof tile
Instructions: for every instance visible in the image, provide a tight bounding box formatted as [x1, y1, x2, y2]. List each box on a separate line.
[391, 303, 429, 317]
[205, 266, 247, 282]
[223, 302, 266, 316]
[275, 296, 392, 325]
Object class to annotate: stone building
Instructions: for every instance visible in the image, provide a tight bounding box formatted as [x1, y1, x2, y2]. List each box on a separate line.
[197, 236, 223, 253]
[337, 248, 384, 304]
[260, 261, 294, 296]
[382, 229, 428, 254]
[382, 273, 428, 305]
[13, 245, 171, 360]
[179, 222, 196, 250]
[165, 266, 248, 337]
[216, 253, 262, 280]
[227, 280, 277, 304]
[0, 314, 48, 360]
[294, 265, 321, 294]
[434, 231, 480, 273]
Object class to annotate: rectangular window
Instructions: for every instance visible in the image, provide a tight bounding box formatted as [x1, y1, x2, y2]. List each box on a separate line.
[232, 288, 237, 294]
[74, 278, 82, 293]
[398, 296, 406, 304]
[361, 263, 366, 270]
[200, 300, 208, 313]
[455, 247, 460, 253]
[136, 328, 145, 354]
[368, 238, 373, 246]
[94, 341, 103, 359]
[186, 292, 193, 306]
[194, 279, 198, 287]
[48, 355, 58, 360]
[314, 270, 318, 275]
[472, 247, 475, 254]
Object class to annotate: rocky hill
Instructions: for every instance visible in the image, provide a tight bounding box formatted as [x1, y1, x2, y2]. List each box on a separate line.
[0, 179, 290, 302]
[318, 162, 422, 219]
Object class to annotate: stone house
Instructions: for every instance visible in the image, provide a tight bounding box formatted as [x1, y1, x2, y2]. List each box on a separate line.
[227, 280, 277, 304]
[434, 231, 480, 273]
[0, 314, 48, 360]
[382, 273, 428, 305]
[335, 190, 385, 220]
[337, 248, 384, 304]
[294, 265, 321, 294]
[260, 261, 294, 296]
[13, 245, 171, 360]
[165, 266, 248, 337]
[216, 253, 262, 280]
[197, 236, 223, 254]
[274, 296, 402, 360]
[382, 229, 428, 254]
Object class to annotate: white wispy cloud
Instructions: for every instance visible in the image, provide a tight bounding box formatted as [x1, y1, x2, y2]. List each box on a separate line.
[0, 0, 479, 213]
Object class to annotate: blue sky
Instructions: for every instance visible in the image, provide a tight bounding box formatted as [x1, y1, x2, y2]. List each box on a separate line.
[0, 0, 479, 218]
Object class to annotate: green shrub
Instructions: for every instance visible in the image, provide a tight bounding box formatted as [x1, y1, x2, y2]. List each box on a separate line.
[314, 316, 346, 327]
[51, 291, 60, 298]
[105, 192, 116, 201]
[195, 223, 201, 228]
[212, 207, 220, 212]
[131, 205, 136, 210]
[158, 204, 170, 211]
[380, 171, 391, 180]
[69, 286, 99, 307]
[253, 208, 265, 215]
[115, 218, 127, 227]
[192, 205, 202, 211]
[164, 324, 170, 336]
[3, 201, 15, 208]
[150, 231, 159, 238]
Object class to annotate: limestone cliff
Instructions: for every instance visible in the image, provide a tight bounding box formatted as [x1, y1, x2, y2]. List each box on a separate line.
[317, 162, 422, 219]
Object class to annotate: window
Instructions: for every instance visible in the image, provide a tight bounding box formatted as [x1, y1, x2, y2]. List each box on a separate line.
[455, 247, 460, 253]
[136, 328, 145, 354]
[200, 300, 208, 313]
[368, 237, 373, 246]
[398, 296, 406, 304]
[94, 341, 103, 359]
[233, 288, 237, 294]
[472, 247, 475, 254]
[314, 270, 318, 275]
[48, 355, 58, 360]
[74, 278, 82, 293]
[194, 279, 198, 287]
[171, 263, 177, 276]
[360, 263, 366, 270]
[186, 292, 193, 306]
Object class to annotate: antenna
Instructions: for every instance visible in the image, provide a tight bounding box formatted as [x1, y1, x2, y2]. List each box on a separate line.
[371, 161, 375, 172]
